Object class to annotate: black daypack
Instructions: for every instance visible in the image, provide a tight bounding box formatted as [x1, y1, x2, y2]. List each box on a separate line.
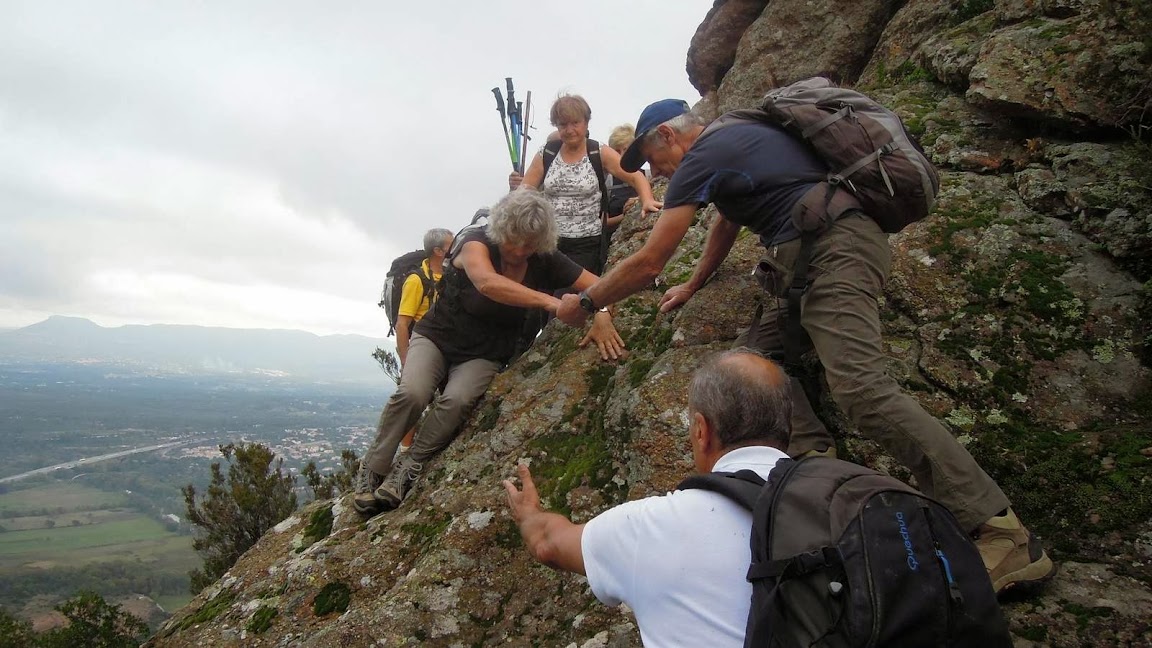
[678, 457, 1011, 648]
[542, 138, 615, 269]
[379, 250, 436, 338]
[541, 138, 609, 215]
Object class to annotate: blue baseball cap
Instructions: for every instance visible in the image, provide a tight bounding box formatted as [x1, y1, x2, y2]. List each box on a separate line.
[621, 98, 692, 173]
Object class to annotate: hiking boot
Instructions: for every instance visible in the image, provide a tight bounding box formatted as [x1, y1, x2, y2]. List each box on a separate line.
[374, 454, 423, 512]
[351, 460, 385, 516]
[974, 508, 1057, 595]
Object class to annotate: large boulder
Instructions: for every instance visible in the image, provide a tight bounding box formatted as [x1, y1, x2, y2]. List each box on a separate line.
[714, 0, 906, 112]
[686, 0, 770, 95]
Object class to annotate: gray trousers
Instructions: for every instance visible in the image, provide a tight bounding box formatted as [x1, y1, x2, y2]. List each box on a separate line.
[737, 213, 1009, 531]
[364, 334, 500, 476]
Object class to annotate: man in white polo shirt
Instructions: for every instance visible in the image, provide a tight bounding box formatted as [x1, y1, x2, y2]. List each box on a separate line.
[503, 349, 791, 647]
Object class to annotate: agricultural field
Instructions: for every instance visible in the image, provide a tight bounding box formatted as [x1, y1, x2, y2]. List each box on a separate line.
[0, 481, 197, 617]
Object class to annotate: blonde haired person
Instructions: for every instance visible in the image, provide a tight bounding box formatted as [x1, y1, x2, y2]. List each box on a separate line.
[605, 124, 648, 226]
[509, 94, 660, 275]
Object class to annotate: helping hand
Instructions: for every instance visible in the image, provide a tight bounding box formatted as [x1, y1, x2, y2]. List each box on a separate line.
[556, 293, 589, 327]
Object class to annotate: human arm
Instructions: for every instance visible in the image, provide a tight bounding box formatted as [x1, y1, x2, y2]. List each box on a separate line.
[510, 153, 545, 192]
[504, 463, 586, 575]
[555, 203, 700, 327]
[456, 240, 561, 312]
[395, 316, 415, 365]
[658, 212, 742, 313]
[600, 145, 660, 214]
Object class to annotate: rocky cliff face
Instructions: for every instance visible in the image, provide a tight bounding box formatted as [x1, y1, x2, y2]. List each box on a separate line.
[152, 1, 1152, 646]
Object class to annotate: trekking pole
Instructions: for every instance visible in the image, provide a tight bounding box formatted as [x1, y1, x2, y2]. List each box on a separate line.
[505, 78, 520, 169]
[519, 90, 532, 175]
[492, 87, 516, 170]
[514, 101, 524, 170]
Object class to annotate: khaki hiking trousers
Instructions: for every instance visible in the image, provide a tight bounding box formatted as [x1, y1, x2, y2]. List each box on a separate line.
[364, 334, 500, 477]
[735, 212, 1010, 531]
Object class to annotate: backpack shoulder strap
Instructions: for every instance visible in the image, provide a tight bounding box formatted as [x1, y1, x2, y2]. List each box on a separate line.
[586, 139, 609, 214]
[541, 139, 563, 180]
[414, 260, 437, 307]
[677, 469, 765, 511]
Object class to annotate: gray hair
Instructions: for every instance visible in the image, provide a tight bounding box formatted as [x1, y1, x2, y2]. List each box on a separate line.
[487, 190, 559, 253]
[687, 348, 792, 450]
[641, 111, 709, 151]
[423, 228, 454, 255]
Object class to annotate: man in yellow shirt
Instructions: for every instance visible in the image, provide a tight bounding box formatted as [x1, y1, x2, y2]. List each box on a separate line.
[395, 228, 453, 452]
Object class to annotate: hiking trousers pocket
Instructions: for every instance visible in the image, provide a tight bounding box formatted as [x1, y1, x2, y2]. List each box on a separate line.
[754, 250, 793, 298]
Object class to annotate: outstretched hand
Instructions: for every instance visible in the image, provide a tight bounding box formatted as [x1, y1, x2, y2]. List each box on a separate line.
[658, 283, 696, 313]
[580, 312, 625, 360]
[503, 463, 540, 525]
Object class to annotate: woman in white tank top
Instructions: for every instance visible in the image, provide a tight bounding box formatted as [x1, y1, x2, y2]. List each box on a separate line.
[510, 94, 662, 273]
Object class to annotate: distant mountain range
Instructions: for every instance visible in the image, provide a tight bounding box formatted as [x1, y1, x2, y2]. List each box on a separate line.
[0, 316, 392, 384]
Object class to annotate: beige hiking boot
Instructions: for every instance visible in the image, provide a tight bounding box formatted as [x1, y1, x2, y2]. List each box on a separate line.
[974, 508, 1057, 594]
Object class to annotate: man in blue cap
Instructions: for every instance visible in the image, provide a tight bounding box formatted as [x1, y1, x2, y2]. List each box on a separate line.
[553, 98, 1055, 596]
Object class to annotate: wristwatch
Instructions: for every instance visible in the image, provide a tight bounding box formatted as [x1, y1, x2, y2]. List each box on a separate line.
[577, 291, 597, 314]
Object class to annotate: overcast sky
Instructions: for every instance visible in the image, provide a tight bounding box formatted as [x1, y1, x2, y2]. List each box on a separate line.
[0, 1, 710, 337]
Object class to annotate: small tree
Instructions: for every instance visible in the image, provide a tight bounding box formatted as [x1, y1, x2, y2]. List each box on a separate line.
[0, 606, 35, 648]
[372, 347, 401, 384]
[302, 449, 360, 500]
[36, 591, 149, 648]
[183, 443, 297, 593]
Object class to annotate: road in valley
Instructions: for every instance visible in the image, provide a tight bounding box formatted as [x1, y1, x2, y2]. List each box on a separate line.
[0, 440, 194, 484]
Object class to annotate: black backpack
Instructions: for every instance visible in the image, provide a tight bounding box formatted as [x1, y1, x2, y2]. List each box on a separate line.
[378, 250, 436, 338]
[541, 138, 609, 215]
[678, 457, 1011, 648]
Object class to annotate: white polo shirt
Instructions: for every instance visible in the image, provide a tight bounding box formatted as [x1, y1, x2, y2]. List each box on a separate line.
[581, 446, 789, 647]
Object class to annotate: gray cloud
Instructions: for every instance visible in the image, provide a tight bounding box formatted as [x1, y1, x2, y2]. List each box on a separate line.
[0, 0, 710, 334]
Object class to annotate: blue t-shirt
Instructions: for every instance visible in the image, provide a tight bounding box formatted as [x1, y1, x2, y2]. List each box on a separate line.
[663, 123, 827, 245]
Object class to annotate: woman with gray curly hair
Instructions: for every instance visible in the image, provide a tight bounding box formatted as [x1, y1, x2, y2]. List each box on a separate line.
[353, 190, 624, 516]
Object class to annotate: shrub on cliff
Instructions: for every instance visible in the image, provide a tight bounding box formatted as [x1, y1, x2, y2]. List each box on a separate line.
[182, 443, 297, 593]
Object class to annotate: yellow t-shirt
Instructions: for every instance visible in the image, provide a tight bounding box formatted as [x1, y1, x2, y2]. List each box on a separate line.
[397, 259, 442, 321]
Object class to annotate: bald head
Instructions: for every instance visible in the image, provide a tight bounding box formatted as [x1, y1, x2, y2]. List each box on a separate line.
[688, 349, 792, 451]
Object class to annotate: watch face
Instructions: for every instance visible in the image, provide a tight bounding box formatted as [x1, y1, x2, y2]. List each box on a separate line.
[579, 293, 595, 312]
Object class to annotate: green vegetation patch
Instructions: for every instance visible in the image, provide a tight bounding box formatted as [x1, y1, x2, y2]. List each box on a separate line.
[952, 0, 995, 25]
[247, 604, 278, 634]
[969, 412, 1152, 554]
[296, 504, 334, 553]
[400, 513, 450, 549]
[628, 358, 656, 387]
[474, 397, 503, 431]
[0, 483, 129, 517]
[177, 589, 237, 630]
[0, 515, 181, 557]
[313, 581, 351, 616]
